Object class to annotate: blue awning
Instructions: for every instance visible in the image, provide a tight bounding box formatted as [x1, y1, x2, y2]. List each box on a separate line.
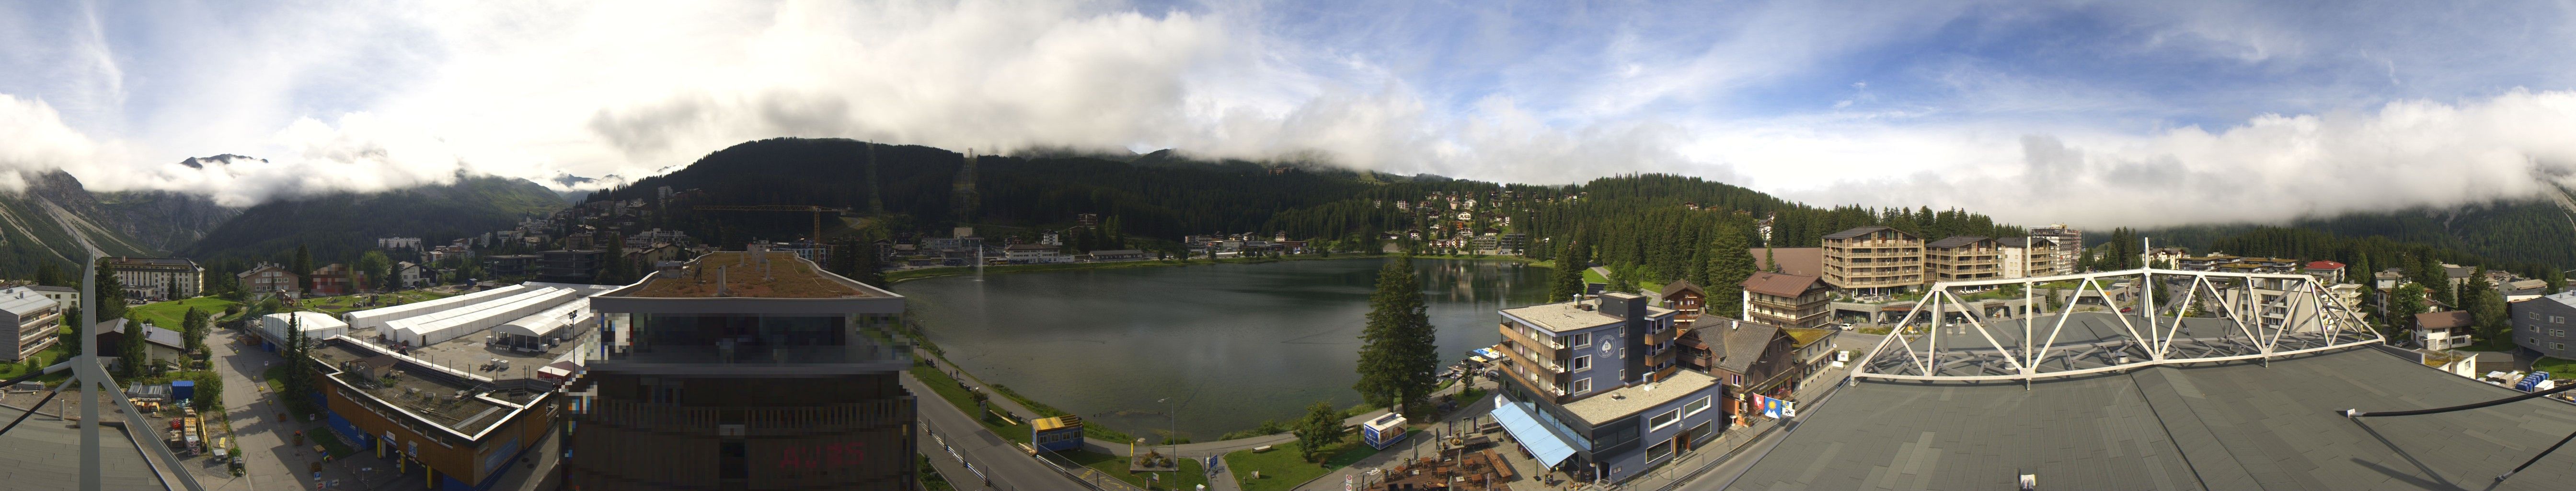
[1489, 396, 1580, 468]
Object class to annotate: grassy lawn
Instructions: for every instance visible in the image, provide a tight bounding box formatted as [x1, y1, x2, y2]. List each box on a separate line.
[1225, 437, 1382, 491]
[306, 424, 356, 458]
[910, 363, 1033, 445]
[1059, 449, 1208, 491]
[2533, 357, 2576, 377]
[1582, 268, 1609, 286]
[128, 297, 243, 328]
[2457, 336, 2521, 353]
[0, 345, 72, 383]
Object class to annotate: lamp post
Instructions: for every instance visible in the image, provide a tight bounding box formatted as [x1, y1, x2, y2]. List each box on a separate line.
[1157, 396, 1179, 482]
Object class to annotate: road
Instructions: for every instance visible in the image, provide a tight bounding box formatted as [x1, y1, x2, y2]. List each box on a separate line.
[904, 372, 1084, 491]
[206, 328, 384, 491]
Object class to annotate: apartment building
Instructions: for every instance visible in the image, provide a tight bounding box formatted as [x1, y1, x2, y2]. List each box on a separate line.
[2029, 225, 2082, 273]
[2516, 292, 2576, 358]
[238, 263, 301, 296]
[1491, 292, 1723, 484]
[1658, 281, 1706, 328]
[567, 250, 918, 490]
[0, 286, 60, 362]
[1997, 237, 2058, 279]
[1924, 236, 2001, 283]
[1739, 272, 1830, 330]
[1819, 227, 1923, 294]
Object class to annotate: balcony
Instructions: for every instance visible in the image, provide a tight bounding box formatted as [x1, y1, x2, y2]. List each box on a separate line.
[602, 341, 910, 368]
[1499, 324, 1567, 354]
[1497, 363, 1568, 400]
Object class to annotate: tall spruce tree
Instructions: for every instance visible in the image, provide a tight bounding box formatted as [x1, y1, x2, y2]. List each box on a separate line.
[92, 259, 126, 322]
[292, 245, 315, 293]
[1549, 242, 1586, 303]
[1705, 225, 1755, 318]
[2387, 282, 2428, 335]
[119, 312, 148, 377]
[2470, 267, 2511, 343]
[1354, 257, 1439, 418]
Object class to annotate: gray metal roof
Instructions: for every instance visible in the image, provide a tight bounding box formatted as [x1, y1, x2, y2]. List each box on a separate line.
[0, 286, 56, 316]
[1822, 226, 1897, 241]
[1724, 347, 2576, 490]
[1925, 236, 1990, 249]
[0, 414, 166, 489]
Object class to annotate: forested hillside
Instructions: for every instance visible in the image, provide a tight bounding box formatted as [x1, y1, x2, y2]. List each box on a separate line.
[178, 175, 565, 266]
[2132, 198, 2574, 280]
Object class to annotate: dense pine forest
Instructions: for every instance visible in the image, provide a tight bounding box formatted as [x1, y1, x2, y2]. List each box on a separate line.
[578, 138, 2570, 290]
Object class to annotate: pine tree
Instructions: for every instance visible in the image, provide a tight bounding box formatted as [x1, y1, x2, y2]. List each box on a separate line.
[1354, 257, 1439, 418]
[1549, 242, 1586, 303]
[61, 306, 80, 358]
[119, 312, 148, 378]
[2470, 267, 2511, 343]
[292, 245, 315, 293]
[182, 307, 209, 355]
[33, 262, 65, 287]
[1764, 247, 1781, 273]
[1704, 225, 1755, 317]
[92, 259, 126, 323]
[2387, 282, 2428, 336]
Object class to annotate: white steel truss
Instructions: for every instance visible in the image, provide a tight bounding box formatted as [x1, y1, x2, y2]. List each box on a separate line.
[1851, 268, 2382, 382]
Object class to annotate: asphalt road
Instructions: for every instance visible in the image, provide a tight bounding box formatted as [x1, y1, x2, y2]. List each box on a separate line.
[903, 373, 1085, 491]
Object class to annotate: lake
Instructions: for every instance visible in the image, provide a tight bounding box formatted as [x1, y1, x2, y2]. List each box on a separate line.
[893, 257, 1552, 441]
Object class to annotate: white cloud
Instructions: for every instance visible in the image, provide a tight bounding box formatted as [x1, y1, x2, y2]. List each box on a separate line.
[1, 0, 2575, 232]
[1794, 89, 2576, 227]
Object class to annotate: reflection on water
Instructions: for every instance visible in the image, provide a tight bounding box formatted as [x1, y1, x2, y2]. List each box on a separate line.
[893, 258, 1553, 441]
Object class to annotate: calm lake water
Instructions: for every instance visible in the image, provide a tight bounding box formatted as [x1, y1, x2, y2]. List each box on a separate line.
[893, 258, 1552, 441]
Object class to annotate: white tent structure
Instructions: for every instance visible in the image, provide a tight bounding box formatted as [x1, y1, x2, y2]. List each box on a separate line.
[386, 287, 582, 346]
[259, 311, 349, 345]
[492, 297, 591, 352]
[342, 284, 531, 332]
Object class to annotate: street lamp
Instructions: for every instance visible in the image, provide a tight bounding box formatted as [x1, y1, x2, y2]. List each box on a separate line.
[1158, 396, 1179, 483]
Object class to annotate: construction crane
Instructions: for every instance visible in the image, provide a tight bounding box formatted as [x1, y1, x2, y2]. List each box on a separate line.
[693, 205, 845, 243]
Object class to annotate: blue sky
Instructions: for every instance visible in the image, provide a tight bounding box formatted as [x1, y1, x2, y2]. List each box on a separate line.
[3, 0, 2576, 226]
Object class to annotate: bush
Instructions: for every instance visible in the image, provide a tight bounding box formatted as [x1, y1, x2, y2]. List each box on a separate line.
[182, 371, 224, 412]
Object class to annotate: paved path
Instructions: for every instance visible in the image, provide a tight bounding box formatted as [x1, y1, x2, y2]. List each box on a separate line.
[206, 328, 380, 491]
[904, 370, 1086, 491]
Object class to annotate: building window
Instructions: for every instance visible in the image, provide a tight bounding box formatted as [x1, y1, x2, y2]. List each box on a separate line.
[2556, 330, 2568, 337]
[1646, 438, 1675, 462]
[1570, 333, 1592, 348]
[1690, 421, 1717, 445]
[1571, 356, 1591, 371]
[1572, 378, 1593, 395]
[1684, 396, 1712, 417]
[1649, 409, 1681, 431]
[2556, 343, 2567, 351]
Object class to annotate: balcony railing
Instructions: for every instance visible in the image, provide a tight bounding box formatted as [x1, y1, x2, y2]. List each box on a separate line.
[604, 342, 909, 366]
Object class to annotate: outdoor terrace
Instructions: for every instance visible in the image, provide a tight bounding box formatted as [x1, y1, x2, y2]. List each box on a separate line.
[623, 251, 880, 299]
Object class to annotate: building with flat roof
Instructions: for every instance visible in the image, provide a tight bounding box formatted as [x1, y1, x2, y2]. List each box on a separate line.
[1820, 227, 1923, 293]
[105, 256, 203, 300]
[2027, 224, 2081, 273]
[1722, 347, 2576, 490]
[566, 249, 917, 491]
[1492, 292, 1723, 484]
[306, 339, 560, 491]
[1923, 236, 2000, 283]
[538, 249, 606, 283]
[28, 284, 76, 311]
[2513, 292, 2576, 358]
[1996, 237, 2057, 279]
[0, 286, 61, 361]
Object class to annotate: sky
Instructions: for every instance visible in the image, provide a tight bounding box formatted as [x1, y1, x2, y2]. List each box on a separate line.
[4, 0, 2576, 227]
